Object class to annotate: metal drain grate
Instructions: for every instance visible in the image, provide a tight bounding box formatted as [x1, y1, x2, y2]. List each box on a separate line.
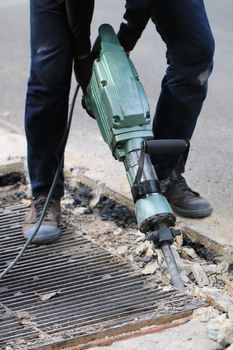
[0, 204, 202, 349]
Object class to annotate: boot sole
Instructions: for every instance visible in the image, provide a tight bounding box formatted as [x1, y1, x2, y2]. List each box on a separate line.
[23, 226, 61, 245]
[171, 205, 213, 218]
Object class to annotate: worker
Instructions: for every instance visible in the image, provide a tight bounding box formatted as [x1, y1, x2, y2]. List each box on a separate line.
[23, 0, 94, 244]
[118, 0, 215, 218]
[23, 0, 214, 245]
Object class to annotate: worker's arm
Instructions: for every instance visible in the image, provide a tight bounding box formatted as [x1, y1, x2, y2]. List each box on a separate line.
[118, 0, 151, 51]
[57, 0, 95, 92]
[58, 0, 94, 55]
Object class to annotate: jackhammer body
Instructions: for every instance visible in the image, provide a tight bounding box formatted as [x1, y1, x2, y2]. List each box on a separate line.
[84, 24, 186, 292]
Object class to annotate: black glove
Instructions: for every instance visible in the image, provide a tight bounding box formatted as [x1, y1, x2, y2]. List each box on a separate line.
[118, 1, 151, 51]
[74, 53, 94, 94]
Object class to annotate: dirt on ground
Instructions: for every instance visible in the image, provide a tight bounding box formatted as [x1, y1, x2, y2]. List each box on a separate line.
[1, 170, 231, 290]
[0, 169, 233, 349]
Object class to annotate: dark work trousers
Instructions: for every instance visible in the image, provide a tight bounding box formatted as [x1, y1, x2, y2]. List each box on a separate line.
[25, 0, 215, 199]
[25, 0, 73, 199]
[148, 0, 215, 178]
[119, 0, 215, 179]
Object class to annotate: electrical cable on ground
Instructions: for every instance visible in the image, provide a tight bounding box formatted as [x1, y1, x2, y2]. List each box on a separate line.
[0, 84, 80, 281]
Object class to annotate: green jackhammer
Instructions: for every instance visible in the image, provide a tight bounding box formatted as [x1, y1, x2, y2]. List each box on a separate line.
[84, 24, 187, 293]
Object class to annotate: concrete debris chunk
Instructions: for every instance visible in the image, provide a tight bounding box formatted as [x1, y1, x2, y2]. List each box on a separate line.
[89, 182, 103, 208]
[175, 232, 183, 247]
[180, 247, 198, 260]
[116, 245, 128, 255]
[20, 198, 31, 206]
[193, 306, 220, 323]
[135, 235, 146, 242]
[141, 261, 159, 275]
[180, 272, 190, 284]
[202, 288, 233, 319]
[67, 176, 78, 188]
[203, 264, 220, 275]
[182, 262, 209, 287]
[225, 279, 233, 295]
[216, 262, 228, 274]
[73, 207, 87, 215]
[191, 263, 209, 287]
[144, 245, 155, 257]
[203, 262, 228, 275]
[113, 228, 123, 236]
[61, 194, 73, 206]
[162, 285, 173, 292]
[226, 344, 233, 350]
[154, 248, 165, 267]
[208, 313, 233, 347]
[134, 241, 151, 257]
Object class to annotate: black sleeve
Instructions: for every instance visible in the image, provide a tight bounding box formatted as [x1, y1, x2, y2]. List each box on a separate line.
[118, 0, 151, 51]
[65, 0, 95, 57]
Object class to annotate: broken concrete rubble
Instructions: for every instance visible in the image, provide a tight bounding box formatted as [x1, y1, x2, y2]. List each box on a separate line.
[189, 263, 210, 287]
[203, 262, 228, 275]
[193, 306, 220, 323]
[0, 166, 233, 350]
[170, 249, 210, 288]
[208, 314, 233, 348]
[141, 261, 160, 275]
[199, 288, 233, 319]
[180, 246, 198, 260]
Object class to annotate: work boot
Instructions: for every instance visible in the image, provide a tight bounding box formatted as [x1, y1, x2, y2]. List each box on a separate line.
[161, 173, 213, 218]
[23, 196, 61, 245]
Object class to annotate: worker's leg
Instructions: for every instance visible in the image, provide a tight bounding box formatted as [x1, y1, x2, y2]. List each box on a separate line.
[150, 0, 215, 179]
[25, 0, 73, 199]
[23, 0, 73, 244]
[150, 0, 215, 217]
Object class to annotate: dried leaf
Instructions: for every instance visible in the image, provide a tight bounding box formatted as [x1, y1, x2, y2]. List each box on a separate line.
[20, 199, 31, 206]
[16, 311, 31, 320]
[37, 290, 61, 301]
[16, 311, 33, 326]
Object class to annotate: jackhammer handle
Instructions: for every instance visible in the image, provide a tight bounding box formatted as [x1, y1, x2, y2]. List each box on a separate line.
[145, 139, 188, 156]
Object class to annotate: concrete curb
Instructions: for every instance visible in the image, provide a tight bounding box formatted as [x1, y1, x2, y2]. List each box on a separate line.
[0, 125, 232, 252]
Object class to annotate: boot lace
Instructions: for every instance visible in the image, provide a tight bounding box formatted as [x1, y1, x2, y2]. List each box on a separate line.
[175, 175, 199, 197]
[34, 197, 54, 220]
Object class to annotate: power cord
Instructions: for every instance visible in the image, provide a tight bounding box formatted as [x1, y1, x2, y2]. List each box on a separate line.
[0, 84, 80, 280]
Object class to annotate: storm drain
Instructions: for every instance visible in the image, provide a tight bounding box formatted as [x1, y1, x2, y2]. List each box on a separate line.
[0, 204, 202, 349]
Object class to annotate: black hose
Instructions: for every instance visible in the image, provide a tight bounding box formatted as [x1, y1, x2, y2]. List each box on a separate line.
[0, 84, 80, 280]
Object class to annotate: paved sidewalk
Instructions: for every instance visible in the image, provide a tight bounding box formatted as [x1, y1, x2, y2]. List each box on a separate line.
[89, 318, 221, 350]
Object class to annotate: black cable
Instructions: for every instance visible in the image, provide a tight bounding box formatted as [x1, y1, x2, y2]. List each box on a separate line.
[0, 84, 80, 281]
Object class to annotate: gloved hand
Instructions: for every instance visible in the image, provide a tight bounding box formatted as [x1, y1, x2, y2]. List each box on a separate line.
[74, 53, 94, 94]
[118, 1, 151, 51]
[74, 53, 95, 118]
